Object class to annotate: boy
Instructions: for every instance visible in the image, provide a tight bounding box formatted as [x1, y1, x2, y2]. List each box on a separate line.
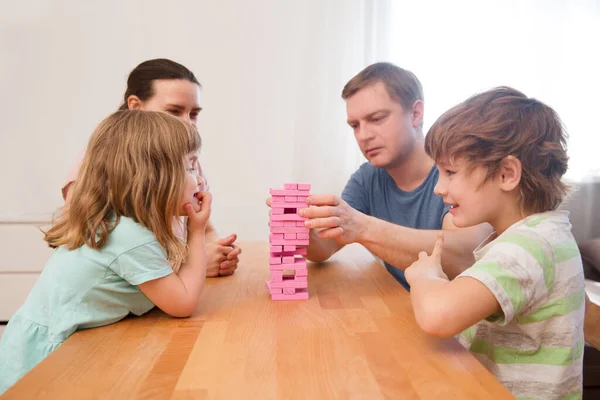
[406, 87, 585, 400]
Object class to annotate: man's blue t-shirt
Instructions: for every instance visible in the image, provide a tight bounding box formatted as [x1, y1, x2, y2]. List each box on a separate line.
[341, 163, 449, 289]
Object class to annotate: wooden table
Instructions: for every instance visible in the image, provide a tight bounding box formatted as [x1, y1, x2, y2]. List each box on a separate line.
[3, 242, 514, 399]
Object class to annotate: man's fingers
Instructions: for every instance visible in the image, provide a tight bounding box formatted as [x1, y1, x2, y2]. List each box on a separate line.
[299, 205, 338, 219]
[305, 216, 342, 230]
[305, 194, 340, 207]
[317, 226, 344, 239]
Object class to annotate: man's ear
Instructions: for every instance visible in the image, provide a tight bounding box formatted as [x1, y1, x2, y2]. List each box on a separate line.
[127, 95, 143, 110]
[498, 155, 522, 192]
[411, 100, 424, 129]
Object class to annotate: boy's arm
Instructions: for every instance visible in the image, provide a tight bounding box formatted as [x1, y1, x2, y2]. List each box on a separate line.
[405, 234, 500, 337]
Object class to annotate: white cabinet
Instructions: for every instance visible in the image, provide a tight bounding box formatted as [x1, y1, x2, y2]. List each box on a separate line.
[0, 223, 53, 321]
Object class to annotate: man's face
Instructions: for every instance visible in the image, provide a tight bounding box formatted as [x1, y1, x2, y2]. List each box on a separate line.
[346, 81, 422, 169]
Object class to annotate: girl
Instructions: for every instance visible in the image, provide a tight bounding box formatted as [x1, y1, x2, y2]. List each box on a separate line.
[0, 110, 210, 394]
[63, 58, 240, 277]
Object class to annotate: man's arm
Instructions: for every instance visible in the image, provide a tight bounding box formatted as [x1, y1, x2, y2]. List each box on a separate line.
[301, 195, 492, 279]
[359, 213, 491, 279]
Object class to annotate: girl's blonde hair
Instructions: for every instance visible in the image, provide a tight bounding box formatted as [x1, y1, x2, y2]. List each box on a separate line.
[45, 110, 201, 271]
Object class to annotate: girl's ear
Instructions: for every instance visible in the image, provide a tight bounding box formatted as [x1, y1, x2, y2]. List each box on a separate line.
[498, 155, 522, 192]
[127, 95, 143, 110]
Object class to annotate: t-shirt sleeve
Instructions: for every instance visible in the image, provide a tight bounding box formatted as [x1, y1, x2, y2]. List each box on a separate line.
[457, 233, 552, 325]
[109, 241, 174, 286]
[341, 167, 370, 215]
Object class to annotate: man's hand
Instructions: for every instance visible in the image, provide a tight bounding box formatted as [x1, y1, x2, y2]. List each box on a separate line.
[298, 194, 368, 245]
[405, 233, 449, 285]
[205, 234, 241, 277]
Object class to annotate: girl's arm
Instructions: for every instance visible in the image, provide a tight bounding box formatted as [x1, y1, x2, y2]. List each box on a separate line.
[139, 192, 212, 317]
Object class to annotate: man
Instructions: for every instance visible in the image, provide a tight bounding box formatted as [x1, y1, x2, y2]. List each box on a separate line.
[283, 62, 491, 289]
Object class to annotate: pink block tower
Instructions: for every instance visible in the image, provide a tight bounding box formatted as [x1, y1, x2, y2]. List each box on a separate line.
[266, 182, 311, 300]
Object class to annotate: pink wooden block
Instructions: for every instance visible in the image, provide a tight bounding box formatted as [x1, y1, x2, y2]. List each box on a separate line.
[295, 269, 308, 277]
[265, 281, 283, 294]
[297, 183, 311, 191]
[270, 221, 284, 227]
[270, 227, 309, 234]
[271, 288, 309, 301]
[297, 233, 309, 240]
[271, 203, 307, 209]
[284, 233, 296, 240]
[270, 271, 283, 283]
[273, 214, 304, 222]
[283, 245, 296, 252]
[270, 245, 282, 253]
[295, 275, 307, 282]
[270, 239, 309, 246]
[297, 196, 308, 203]
[284, 196, 297, 202]
[272, 195, 285, 203]
[269, 233, 284, 240]
[283, 288, 295, 295]
[271, 208, 284, 215]
[284, 183, 297, 190]
[269, 258, 307, 270]
[283, 221, 296, 227]
[269, 189, 310, 197]
[269, 280, 308, 289]
[282, 256, 295, 264]
[269, 256, 281, 265]
[296, 221, 306, 227]
[293, 248, 307, 256]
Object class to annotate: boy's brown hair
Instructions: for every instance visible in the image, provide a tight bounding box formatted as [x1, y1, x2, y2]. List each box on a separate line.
[425, 86, 569, 213]
[342, 62, 424, 114]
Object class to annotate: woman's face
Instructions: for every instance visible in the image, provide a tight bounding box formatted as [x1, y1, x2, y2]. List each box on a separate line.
[135, 79, 202, 128]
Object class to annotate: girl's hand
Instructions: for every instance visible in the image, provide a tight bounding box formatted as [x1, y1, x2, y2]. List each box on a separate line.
[184, 191, 212, 235]
[405, 233, 449, 285]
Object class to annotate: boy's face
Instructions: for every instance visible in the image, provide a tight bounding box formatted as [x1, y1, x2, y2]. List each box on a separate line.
[345, 81, 422, 169]
[434, 158, 504, 229]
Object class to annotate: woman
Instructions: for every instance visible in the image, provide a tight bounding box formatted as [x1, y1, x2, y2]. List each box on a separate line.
[62, 59, 240, 277]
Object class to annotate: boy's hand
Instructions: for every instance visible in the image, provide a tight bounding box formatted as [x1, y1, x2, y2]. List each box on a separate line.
[184, 191, 212, 235]
[405, 233, 449, 284]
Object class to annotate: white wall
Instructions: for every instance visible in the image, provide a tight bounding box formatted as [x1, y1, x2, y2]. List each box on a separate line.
[0, 0, 378, 320]
[0, 0, 371, 240]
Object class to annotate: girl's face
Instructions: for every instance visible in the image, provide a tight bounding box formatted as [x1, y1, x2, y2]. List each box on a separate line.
[179, 152, 203, 215]
[137, 79, 202, 128]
